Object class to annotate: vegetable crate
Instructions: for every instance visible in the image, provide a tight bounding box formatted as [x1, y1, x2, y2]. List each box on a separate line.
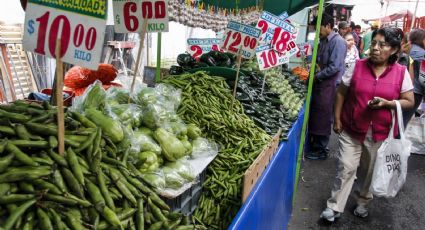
[161, 169, 207, 215]
[242, 131, 282, 202]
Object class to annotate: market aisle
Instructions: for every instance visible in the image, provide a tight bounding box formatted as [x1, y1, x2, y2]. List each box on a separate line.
[289, 133, 425, 230]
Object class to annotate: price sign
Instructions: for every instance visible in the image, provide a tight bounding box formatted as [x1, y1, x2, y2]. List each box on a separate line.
[256, 11, 296, 44]
[113, 0, 169, 33]
[296, 42, 312, 58]
[220, 21, 261, 59]
[271, 27, 299, 56]
[187, 38, 222, 59]
[278, 12, 289, 20]
[256, 45, 288, 70]
[23, 0, 107, 70]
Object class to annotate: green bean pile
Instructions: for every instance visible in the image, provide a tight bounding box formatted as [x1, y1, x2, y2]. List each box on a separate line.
[0, 101, 203, 230]
[163, 72, 271, 229]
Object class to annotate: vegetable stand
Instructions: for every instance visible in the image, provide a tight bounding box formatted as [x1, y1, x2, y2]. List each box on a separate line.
[230, 107, 305, 230]
[0, 0, 325, 229]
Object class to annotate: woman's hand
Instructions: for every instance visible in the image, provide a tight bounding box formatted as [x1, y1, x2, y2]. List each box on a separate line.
[368, 97, 391, 109]
[333, 119, 343, 134]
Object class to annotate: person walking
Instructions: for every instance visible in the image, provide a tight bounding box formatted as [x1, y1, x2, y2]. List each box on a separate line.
[355, 25, 363, 52]
[360, 22, 379, 58]
[338, 21, 350, 37]
[320, 27, 414, 222]
[403, 28, 425, 126]
[349, 22, 360, 51]
[344, 33, 360, 71]
[306, 14, 347, 160]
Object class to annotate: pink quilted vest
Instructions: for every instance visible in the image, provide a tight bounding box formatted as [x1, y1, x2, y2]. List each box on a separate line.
[341, 59, 405, 142]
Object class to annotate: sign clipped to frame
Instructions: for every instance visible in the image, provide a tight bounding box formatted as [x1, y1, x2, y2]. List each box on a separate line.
[113, 0, 169, 33]
[23, 0, 107, 70]
[187, 38, 222, 59]
[256, 45, 289, 70]
[220, 21, 261, 59]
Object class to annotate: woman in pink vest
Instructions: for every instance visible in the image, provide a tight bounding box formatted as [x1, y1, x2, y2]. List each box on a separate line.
[320, 27, 415, 222]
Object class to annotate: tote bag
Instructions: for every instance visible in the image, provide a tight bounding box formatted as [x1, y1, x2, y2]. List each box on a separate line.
[370, 100, 411, 198]
[405, 115, 425, 154]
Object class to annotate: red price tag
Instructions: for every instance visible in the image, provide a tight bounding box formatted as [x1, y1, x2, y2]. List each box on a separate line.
[220, 21, 261, 59]
[23, 0, 107, 70]
[187, 38, 222, 59]
[271, 27, 292, 53]
[296, 43, 311, 58]
[256, 45, 288, 70]
[113, 0, 169, 33]
[271, 27, 300, 58]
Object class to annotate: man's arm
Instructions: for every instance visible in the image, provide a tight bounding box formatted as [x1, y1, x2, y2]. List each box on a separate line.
[316, 39, 347, 80]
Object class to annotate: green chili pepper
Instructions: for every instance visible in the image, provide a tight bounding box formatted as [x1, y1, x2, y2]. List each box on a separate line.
[61, 168, 84, 198]
[2, 199, 36, 230]
[97, 170, 115, 210]
[136, 199, 144, 230]
[37, 208, 54, 230]
[5, 143, 38, 166]
[65, 147, 84, 186]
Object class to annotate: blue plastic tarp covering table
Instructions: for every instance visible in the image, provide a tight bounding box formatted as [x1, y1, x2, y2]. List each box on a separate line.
[229, 108, 305, 230]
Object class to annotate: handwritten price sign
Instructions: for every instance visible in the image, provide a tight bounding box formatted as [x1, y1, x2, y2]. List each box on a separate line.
[256, 45, 288, 70]
[23, 0, 107, 70]
[256, 11, 296, 44]
[296, 43, 312, 58]
[271, 27, 299, 56]
[220, 21, 261, 59]
[113, 0, 169, 33]
[187, 38, 222, 59]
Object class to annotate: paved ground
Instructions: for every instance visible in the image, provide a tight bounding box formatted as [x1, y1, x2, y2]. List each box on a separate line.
[288, 133, 425, 230]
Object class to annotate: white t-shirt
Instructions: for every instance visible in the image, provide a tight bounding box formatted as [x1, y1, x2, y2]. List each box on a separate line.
[342, 63, 414, 93]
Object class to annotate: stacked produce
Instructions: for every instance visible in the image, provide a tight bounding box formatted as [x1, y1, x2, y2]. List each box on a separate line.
[162, 72, 270, 229]
[0, 100, 204, 229]
[169, 51, 236, 75]
[73, 82, 216, 193]
[266, 68, 307, 119]
[64, 64, 121, 96]
[236, 72, 294, 140]
[291, 66, 309, 81]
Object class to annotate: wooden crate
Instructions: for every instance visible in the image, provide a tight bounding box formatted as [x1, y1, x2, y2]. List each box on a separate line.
[242, 130, 281, 202]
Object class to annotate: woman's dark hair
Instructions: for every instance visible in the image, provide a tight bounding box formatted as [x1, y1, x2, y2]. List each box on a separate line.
[409, 29, 425, 49]
[371, 27, 402, 64]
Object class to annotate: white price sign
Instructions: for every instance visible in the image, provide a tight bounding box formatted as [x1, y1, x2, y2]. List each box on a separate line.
[113, 0, 169, 33]
[220, 21, 261, 59]
[23, 0, 107, 70]
[296, 42, 312, 58]
[256, 45, 288, 70]
[271, 26, 299, 56]
[256, 11, 296, 44]
[187, 38, 222, 59]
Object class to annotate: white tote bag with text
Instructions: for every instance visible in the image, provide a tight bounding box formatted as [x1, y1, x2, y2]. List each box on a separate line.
[370, 101, 411, 198]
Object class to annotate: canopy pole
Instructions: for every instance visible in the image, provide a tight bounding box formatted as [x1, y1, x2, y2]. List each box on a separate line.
[156, 33, 162, 83]
[411, 0, 420, 29]
[293, 0, 325, 204]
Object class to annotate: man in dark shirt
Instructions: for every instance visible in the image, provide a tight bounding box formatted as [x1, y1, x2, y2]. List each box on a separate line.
[338, 21, 349, 37]
[307, 13, 347, 160]
[350, 22, 360, 51]
[355, 24, 363, 51]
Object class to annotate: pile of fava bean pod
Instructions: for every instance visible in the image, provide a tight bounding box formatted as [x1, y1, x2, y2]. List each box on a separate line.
[162, 72, 271, 229]
[0, 100, 205, 230]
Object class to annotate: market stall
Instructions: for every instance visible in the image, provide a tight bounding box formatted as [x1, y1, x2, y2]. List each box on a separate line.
[0, 0, 326, 229]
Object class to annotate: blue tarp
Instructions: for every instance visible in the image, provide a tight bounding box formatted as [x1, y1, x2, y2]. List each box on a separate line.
[229, 108, 305, 230]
